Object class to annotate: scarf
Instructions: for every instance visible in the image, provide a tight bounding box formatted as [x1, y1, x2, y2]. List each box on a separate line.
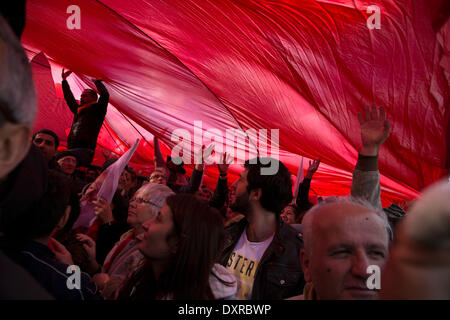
[77, 101, 96, 114]
[303, 282, 317, 300]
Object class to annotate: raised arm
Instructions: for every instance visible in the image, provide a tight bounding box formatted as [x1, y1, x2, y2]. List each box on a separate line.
[94, 79, 109, 110]
[297, 159, 319, 207]
[153, 136, 167, 168]
[178, 144, 213, 194]
[61, 69, 79, 114]
[209, 153, 231, 209]
[178, 167, 203, 194]
[351, 105, 390, 209]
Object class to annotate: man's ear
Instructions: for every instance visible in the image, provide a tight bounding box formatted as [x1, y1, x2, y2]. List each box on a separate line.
[0, 122, 31, 179]
[249, 188, 262, 201]
[300, 248, 312, 282]
[56, 206, 71, 231]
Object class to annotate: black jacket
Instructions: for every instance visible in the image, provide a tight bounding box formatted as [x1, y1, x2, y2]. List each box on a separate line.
[297, 178, 312, 207]
[220, 218, 305, 300]
[62, 80, 109, 150]
[5, 241, 99, 300]
[0, 145, 48, 237]
[167, 168, 203, 194]
[96, 221, 130, 265]
[209, 176, 228, 209]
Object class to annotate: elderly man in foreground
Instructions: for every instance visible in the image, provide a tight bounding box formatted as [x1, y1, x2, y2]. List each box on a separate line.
[289, 197, 391, 300]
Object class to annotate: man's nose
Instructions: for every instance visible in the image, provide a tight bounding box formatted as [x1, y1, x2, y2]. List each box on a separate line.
[351, 250, 371, 278]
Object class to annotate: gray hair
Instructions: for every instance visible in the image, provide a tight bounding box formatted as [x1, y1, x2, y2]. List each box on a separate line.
[0, 15, 36, 126]
[302, 196, 392, 253]
[136, 182, 175, 213]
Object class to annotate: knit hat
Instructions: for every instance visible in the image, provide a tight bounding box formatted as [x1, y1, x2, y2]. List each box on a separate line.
[55, 149, 79, 164]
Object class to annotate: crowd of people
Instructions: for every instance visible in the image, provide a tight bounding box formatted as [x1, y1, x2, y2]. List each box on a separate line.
[1, 7, 449, 301]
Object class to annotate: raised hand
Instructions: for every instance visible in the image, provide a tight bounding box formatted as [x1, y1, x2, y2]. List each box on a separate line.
[194, 144, 215, 170]
[76, 233, 97, 263]
[306, 158, 320, 179]
[358, 105, 390, 156]
[217, 152, 232, 176]
[92, 197, 113, 225]
[61, 68, 73, 81]
[50, 238, 74, 265]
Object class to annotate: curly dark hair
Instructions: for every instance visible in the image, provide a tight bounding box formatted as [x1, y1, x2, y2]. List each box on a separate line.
[244, 157, 293, 216]
[2, 169, 70, 244]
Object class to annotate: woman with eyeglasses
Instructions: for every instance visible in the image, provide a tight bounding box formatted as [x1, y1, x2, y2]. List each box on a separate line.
[76, 182, 175, 299]
[117, 194, 237, 300]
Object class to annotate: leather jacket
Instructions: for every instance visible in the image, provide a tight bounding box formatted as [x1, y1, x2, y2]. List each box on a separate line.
[62, 80, 109, 150]
[220, 217, 305, 300]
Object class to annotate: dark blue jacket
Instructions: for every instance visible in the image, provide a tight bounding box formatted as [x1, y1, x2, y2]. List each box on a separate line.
[7, 241, 100, 300]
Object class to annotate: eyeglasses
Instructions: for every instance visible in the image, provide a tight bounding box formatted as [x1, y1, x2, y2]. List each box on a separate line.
[149, 174, 167, 180]
[59, 157, 77, 164]
[130, 196, 158, 207]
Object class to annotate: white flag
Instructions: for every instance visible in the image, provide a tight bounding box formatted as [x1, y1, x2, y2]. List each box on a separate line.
[73, 139, 140, 230]
[97, 139, 140, 203]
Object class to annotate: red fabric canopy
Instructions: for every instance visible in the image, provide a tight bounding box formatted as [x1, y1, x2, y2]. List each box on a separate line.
[23, 0, 449, 207]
